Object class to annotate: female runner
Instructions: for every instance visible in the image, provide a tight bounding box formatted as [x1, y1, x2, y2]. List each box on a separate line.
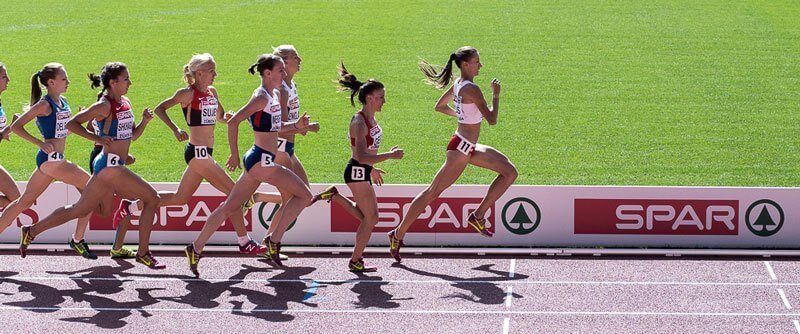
[0, 63, 98, 259]
[318, 63, 404, 272]
[387, 47, 517, 262]
[0, 62, 21, 211]
[19, 62, 165, 269]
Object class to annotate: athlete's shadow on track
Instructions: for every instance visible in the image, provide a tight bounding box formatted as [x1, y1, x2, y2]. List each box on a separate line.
[344, 273, 413, 309]
[159, 262, 318, 323]
[391, 263, 525, 305]
[0, 267, 164, 329]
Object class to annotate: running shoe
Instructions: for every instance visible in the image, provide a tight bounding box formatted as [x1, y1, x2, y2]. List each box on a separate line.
[349, 258, 378, 272]
[239, 239, 268, 255]
[467, 212, 494, 237]
[19, 225, 34, 258]
[185, 244, 202, 277]
[310, 185, 338, 204]
[69, 239, 98, 259]
[112, 199, 133, 228]
[260, 237, 290, 261]
[136, 252, 166, 269]
[387, 229, 405, 263]
[264, 236, 284, 267]
[241, 195, 256, 213]
[109, 247, 137, 259]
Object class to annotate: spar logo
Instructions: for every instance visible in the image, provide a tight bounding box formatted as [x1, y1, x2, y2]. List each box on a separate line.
[331, 197, 493, 234]
[89, 196, 252, 231]
[745, 199, 784, 237]
[574, 199, 738, 235]
[256, 202, 297, 232]
[501, 198, 540, 235]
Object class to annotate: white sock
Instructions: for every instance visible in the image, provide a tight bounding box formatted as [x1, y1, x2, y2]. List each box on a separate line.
[237, 235, 251, 246]
[72, 234, 80, 243]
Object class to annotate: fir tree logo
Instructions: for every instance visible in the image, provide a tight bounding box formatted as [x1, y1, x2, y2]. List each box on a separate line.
[745, 199, 784, 237]
[502, 198, 541, 235]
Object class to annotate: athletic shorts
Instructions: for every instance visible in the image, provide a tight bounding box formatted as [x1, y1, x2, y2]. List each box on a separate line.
[277, 137, 295, 157]
[242, 145, 276, 172]
[89, 145, 103, 174]
[446, 133, 477, 156]
[184, 143, 214, 164]
[343, 158, 372, 184]
[92, 152, 126, 176]
[35, 149, 64, 169]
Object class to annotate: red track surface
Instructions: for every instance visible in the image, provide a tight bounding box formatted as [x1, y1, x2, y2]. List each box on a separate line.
[1, 249, 800, 333]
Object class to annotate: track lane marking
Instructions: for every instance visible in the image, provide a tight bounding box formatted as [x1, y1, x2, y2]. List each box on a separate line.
[508, 259, 516, 278]
[503, 317, 510, 334]
[765, 261, 777, 280]
[780, 289, 793, 309]
[505, 286, 513, 308]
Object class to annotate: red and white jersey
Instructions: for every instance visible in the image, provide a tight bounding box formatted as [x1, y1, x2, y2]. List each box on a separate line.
[349, 111, 382, 151]
[453, 79, 483, 125]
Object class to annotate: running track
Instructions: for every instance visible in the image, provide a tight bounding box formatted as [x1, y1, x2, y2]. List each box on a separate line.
[1, 247, 800, 333]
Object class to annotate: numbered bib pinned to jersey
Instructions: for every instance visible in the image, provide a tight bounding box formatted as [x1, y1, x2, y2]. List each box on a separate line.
[107, 153, 124, 167]
[261, 152, 275, 167]
[55, 112, 70, 139]
[194, 145, 210, 160]
[200, 101, 217, 125]
[47, 151, 65, 162]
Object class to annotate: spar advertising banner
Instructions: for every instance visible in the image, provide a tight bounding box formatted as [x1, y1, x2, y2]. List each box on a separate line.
[0, 183, 798, 248]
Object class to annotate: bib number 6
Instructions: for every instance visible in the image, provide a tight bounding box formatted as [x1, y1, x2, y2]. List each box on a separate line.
[107, 153, 123, 167]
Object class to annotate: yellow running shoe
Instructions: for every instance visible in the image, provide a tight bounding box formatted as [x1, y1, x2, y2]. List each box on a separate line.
[19, 225, 34, 258]
[310, 185, 338, 204]
[109, 247, 137, 259]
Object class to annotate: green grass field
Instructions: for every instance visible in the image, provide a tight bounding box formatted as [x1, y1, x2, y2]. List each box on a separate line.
[1, 0, 798, 186]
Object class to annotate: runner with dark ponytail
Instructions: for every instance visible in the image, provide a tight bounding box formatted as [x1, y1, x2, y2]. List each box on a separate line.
[388, 46, 517, 262]
[314, 62, 403, 272]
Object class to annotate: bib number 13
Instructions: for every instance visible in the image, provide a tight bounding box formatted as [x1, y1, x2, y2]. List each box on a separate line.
[351, 166, 365, 181]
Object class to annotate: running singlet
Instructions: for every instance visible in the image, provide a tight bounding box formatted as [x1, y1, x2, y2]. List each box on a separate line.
[453, 79, 483, 125]
[249, 86, 281, 132]
[96, 95, 135, 140]
[349, 111, 382, 150]
[36, 95, 71, 139]
[282, 80, 300, 122]
[182, 86, 218, 126]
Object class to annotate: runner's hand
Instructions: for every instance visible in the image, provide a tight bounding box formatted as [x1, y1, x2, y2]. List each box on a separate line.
[371, 168, 385, 186]
[490, 78, 501, 96]
[173, 128, 189, 142]
[390, 146, 404, 159]
[226, 154, 240, 171]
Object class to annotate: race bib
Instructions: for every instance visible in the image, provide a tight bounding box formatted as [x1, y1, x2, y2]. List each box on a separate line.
[47, 152, 64, 162]
[107, 153, 123, 167]
[351, 166, 366, 181]
[288, 97, 300, 122]
[55, 112, 70, 138]
[261, 153, 275, 167]
[200, 101, 217, 125]
[455, 137, 476, 155]
[0, 115, 6, 130]
[277, 138, 287, 152]
[116, 110, 134, 140]
[369, 125, 382, 150]
[454, 94, 464, 122]
[194, 145, 210, 159]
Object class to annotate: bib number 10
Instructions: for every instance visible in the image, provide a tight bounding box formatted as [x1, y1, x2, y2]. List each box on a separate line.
[194, 146, 209, 159]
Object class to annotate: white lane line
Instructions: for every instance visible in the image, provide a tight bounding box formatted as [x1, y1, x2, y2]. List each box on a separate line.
[505, 286, 513, 308]
[508, 259, 516, 278]
[7, 276, 800, 286]
[765, 261, 777, 280]
[779, 289, 793, 309]
[793, 320, 800, 333]
[503, 317, 510, 334]
[4, 306, 800, 316]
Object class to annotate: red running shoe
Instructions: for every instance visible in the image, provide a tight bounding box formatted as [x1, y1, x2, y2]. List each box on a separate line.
[467, 212, 494, 237]
[239, 239, 268, 255]
[112, 199, 134, 228]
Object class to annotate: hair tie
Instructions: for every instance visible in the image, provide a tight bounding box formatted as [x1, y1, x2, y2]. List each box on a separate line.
[36, 70, 42, 76]
[449, 53, 456, 61]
